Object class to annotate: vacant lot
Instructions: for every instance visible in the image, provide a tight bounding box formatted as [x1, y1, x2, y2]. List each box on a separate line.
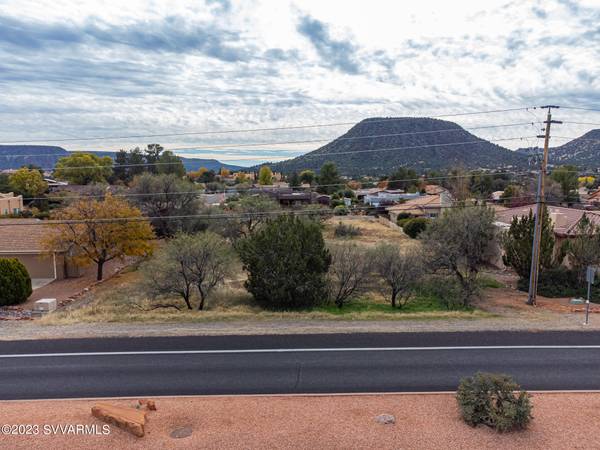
[38, 216, 482, 324]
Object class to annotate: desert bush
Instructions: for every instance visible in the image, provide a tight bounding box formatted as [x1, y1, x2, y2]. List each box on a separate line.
[457, 372, 532, 432]
[395, 213, 412, 225]
[370, 243, 423, 308]
[402, 218, 430, 238]
[421, 206, 496, 307]
[333, 205, 348, 215]
[327, 242, 370, 308]
[517, 267, 600, 300]
[0, 258, 32, 306]
[236, 215, 331, 309]
[333, 222, 361, 238]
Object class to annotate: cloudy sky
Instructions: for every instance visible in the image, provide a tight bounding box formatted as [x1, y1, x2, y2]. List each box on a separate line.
[0, 0, 599, 166]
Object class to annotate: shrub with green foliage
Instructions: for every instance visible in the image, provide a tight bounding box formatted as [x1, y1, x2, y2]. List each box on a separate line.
[0, 258, 33, 306]
[501, 206, 555, 280]
[517, 267, 600, 299]
[333, 205, 348, 216]
[402, 218, 430, 238]
[457, 372, 532, 432]
[333, 222, 361, 238]
[395, 212, 412, 224]
[236, 215, 331, 309]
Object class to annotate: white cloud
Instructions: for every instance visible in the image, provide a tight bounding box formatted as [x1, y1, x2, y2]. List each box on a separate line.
[0, 0, 598, 166]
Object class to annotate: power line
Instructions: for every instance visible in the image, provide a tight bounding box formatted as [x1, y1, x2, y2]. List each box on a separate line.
[20, 170, 532, 202]
[0, 196, 562, 227]
[0, 106, 536, 144]
[2, 136, 537, 171]
[561, 106, 600, 113]
[0, 122, 538, 157]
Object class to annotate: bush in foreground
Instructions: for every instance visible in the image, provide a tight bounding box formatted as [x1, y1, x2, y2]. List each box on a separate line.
[457, 372, 532, 432]
[0, 258, 32, 306]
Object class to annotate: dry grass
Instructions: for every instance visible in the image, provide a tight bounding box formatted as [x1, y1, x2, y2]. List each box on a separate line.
[39, 217, 489, 325]
[40, 269, 491, 325]
[323, 216, 416, 248]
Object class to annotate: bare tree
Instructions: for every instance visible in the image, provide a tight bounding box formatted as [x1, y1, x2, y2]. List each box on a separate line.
[371, 244, 423, 308]
[327, 242, 370, 308]
[140, 237, 196, 309]
[140, 232, 235, 310]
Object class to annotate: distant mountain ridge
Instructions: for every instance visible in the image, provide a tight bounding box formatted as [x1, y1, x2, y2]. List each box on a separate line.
[265, 117, 530, 175]
[0, 146, 242, 172]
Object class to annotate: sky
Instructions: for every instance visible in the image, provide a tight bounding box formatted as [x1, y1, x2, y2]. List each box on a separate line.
[0, 0, 599, 166]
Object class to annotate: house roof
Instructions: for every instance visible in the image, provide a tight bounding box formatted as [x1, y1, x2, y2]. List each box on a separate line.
[494, 204, 600, 236]
[386, 194, 448, 215]
[424, 184, 446, 195]
[0, 219, 58, 253]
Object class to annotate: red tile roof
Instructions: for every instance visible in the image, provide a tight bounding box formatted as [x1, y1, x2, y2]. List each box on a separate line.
[494, 204, 600, 236]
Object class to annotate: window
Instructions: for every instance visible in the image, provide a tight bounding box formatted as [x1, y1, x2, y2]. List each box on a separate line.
[13, 208, 20, 215]
[2, 208, 7, 215]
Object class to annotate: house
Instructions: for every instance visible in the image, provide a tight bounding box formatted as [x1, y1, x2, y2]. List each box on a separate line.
[588, 189, 600, 205]
[386, 191, 454, 222]
[490, 191, 505, 202]
[363, 190, 421, 207]
[0, 193, 23, 216]
[492, 204, 600, 267]
[0, 219, 79, 280]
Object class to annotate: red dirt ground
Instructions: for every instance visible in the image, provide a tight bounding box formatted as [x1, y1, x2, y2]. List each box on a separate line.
[1, 393, 598, 449]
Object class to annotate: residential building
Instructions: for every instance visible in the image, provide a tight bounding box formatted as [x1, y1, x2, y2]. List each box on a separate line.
[363, 190, 421, 207]
[492, 204, 600, 268]
[386, 190, 454, 222]
[0, 193, 23, 216]
[0, 219, 80, 280]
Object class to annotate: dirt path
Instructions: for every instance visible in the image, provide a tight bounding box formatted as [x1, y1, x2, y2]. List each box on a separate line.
[1, 393, 598, 449]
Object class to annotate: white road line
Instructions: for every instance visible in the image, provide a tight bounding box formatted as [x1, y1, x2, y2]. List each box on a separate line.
[2, 345, 600, 358]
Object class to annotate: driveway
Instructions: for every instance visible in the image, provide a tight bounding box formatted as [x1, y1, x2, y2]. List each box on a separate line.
[31, 278, 54, 290]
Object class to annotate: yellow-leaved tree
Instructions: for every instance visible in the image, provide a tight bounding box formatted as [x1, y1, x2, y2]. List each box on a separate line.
[44, 194, 155, 280]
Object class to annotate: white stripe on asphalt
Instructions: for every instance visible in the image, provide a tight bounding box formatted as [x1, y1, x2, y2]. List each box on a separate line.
[2, 345, 600, 358]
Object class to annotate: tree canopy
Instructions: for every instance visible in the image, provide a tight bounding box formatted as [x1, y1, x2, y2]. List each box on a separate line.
[44, 194, 155, 280]
[9, 167, 48, 197]
[258, 166, 273, 185]
[54, 153, 113, 185]
[317, 162, 342, 194]
[236, 215, 331, 309]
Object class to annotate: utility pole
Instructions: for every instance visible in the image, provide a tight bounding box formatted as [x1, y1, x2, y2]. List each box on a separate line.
[527, 105, 562, 306]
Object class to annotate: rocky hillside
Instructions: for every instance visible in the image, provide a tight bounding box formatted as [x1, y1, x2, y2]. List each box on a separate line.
[0, 145, 68, 170]
[0, 146, 242, 172]
[546, 129, 600, 168]
[267, 117, 529, 175]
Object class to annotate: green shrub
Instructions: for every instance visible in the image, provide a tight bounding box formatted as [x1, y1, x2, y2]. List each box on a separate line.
[333, 205, 348, 215]
[395, 213, 412, 225]
[333, 222, 361, 238]
[396, 218, 411, 228]
[236, 215, 331, 309]
[0, 258, 33, 306]
[418, 275, 465, 310]
[402, 218, 430, 238]
[517, 267, 600, 300]
[457, 372, 532, 432]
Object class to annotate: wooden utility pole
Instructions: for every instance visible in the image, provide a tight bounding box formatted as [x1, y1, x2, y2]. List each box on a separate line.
[527, 105, 561, 306]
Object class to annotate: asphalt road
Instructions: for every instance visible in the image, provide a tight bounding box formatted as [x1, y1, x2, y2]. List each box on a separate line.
[2, 331, 600, 400]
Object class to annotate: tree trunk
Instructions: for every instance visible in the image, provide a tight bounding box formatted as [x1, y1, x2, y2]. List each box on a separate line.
[96, 261, 104, 281]
[198, 288, 206, 311]
[391, 291, 397, 308]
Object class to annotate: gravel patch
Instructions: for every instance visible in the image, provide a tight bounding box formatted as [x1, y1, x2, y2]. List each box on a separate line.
[0, 393, 598, 449]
